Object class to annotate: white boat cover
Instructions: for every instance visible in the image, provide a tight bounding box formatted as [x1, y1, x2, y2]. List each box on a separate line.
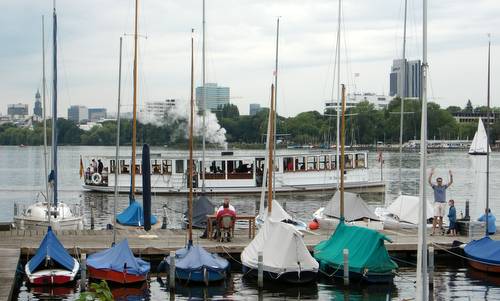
[241, 218, 318, 274]
[323, 191, 379, 221]
[386, 195, 434, 225]
[469, 119, 491, 154]
[258, 199, 292, 222]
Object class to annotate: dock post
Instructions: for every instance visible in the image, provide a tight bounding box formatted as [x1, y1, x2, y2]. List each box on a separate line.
[80, 253, 87, 292]
[169, 251, 175, 290]
[343, 248, 349, 286]
[162, 205, 168, 229]
[90, 207, 95, 230]
[428, 246, 434, 290]
[258, 251, 264, 289]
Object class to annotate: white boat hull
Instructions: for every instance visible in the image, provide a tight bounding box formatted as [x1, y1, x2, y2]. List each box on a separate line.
[25, 258, 80, 285]
[14, 202, 84, 231]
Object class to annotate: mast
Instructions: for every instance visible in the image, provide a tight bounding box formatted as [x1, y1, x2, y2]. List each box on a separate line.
[113, 36, 123, 245]
[130, 0, 139, 202]
[272, 17, 280, 196]
[398, 0, 408, 194]
[41, 15, 49, 205]
[485, 34, 491, 236]
[201, 0, 206, 191]
[335, 0, 342, 189]
[267, 84, 275, 214]
[188, 29, 195, 245]
[340, 84, 346, 220]
[51, 4, 58, 207]
[416, 0, 429, 298]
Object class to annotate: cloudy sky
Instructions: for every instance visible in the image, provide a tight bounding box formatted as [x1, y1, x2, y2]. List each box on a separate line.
[1, 0, 499, 117]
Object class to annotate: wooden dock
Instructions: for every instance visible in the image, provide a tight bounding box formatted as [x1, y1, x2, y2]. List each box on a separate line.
[0, 248, 20, 301]
[0, 227, 495, 257]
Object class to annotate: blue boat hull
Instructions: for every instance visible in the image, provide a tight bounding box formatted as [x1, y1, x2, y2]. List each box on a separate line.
[170, 265, 228, 283]
[242, 265, 317, 284]
[319, 263, 394, 284]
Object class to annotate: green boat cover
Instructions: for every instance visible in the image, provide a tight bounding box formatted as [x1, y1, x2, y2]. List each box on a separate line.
[314, 221, 398, 274]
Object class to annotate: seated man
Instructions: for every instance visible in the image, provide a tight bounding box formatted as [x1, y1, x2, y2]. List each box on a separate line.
[200, 198, 236, 239]
[216, 202, 236, 242]
[478, 209, 497, 235]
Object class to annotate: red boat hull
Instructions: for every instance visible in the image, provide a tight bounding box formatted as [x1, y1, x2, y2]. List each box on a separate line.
[468, 260, 500, 273]
[31, 275, 72, 285]
[88, 266, 147, 284]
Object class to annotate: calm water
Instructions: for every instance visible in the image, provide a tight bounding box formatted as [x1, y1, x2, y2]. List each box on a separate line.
[2, 145, 500, 300]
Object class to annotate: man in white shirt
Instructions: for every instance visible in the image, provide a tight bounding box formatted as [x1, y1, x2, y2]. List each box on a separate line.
[217, 198, 235, 214]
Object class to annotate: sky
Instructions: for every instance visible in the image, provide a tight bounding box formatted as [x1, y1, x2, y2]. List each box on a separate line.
[1, 0, 499, 118]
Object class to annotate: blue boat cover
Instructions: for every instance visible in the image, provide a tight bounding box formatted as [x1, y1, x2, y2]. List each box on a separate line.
[28, 227, 75, 273]
[464, 236, 500, 265]
[168, 245, 229, 272]
[87, 239, 150, 276]
[117, 200, 157, 226]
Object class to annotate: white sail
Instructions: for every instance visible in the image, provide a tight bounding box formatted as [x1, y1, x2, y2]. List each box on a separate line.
[241, 218, 318, 274]
[471, 155, 488, 220]
[469, 119, 491, 154]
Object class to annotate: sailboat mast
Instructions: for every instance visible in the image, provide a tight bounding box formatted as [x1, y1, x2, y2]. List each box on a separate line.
[188, 29, 195, 244]
[201, 0, 206, 191]
[335, 0, 342, 189]
[485, 35, 491, 236]
[41, 15, 49, 204]
[113, 36, 123, 245]
[398, 0, 408, 194]
[416, 0, 429, 298]
[130, 0, 139, 201]
[267, 84, 275, 214]
[51, 5, 58, 207]
[340, 84, 346, 219]
[272, 17, 279, 196]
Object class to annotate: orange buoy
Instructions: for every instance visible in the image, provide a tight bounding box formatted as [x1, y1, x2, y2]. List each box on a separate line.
[309, 220, 319, 230]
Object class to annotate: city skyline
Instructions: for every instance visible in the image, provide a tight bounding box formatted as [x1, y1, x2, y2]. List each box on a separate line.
[1, 0, 499, 118]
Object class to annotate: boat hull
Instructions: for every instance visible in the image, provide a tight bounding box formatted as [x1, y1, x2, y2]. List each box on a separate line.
[467, 259, 500, 273]
[25, 259, 80, 285]
[170, 266, 228, 283]
[242, 265, 317, 284]
[88, 266, 148, 284]
[318, 263, 394, 284]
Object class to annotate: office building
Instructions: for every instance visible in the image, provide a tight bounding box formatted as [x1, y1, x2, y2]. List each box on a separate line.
[88, 108, 107, 122]
[325, 92, 391, 111]
[8, 103, 29, 119]
[389, 59, 421, 99]
[196, 83, 230, 111]
[249, 103, 262, 116]
[67, 105, 88, 123]
[33, 90, 42, 120]
[141, 99, 176, 121]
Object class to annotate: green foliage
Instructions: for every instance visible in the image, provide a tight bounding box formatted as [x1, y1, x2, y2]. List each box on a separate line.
[78, 280, 114, 301]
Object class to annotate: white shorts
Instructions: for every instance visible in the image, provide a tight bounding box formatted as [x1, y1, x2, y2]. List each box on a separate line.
[433, 202, 446, 217]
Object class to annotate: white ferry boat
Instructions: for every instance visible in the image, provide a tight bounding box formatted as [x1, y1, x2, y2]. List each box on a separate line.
[81, 150, 383, 194]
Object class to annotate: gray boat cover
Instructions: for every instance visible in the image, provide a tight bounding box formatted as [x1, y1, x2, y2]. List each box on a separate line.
[323, 191, 379, 221]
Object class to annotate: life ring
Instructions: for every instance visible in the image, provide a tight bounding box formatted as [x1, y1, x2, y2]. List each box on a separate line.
[91, 173, 102, 185]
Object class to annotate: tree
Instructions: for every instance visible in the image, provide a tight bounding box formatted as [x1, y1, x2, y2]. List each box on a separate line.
[446, 106, 462, 114]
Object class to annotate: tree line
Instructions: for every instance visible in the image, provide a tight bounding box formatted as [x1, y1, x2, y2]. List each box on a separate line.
[1, 98, 499, 146]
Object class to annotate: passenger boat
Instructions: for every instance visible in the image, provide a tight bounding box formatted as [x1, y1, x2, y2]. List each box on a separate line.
[25, 227, 80, 285]
[87, 239, 150, 284]
[81, 149, 381, 195]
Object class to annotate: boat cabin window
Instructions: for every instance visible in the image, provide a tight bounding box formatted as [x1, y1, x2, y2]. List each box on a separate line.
[162, 160, 172, 175]
[295, 157, 306, 171]
[110, 160, 116, 174]
[283, 157, 294, 172]
[120, 160, 129, 174]
[227, 159, 253, 179]
[175, 160, 184, 174]
[319, 155, 329, 170]
[355, 154, 365, 168]
[331, 155, 337, 170]
[344, 155, 353, 169]
[307, 156, 317, 170]
[205, 160, 226, 179]
[152, 160, 161, 175]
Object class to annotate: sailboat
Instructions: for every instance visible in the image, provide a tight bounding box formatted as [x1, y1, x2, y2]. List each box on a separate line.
[314, 85, 397, 284]
[160, 29, 229, 284]
[241, 84, 319, 284]
[14, 7, 84, 231]
[86, 37, 151, 285]
[464, 37, 500, 274]
[25, 227, 80, 285]
[115, 0, 158, 230]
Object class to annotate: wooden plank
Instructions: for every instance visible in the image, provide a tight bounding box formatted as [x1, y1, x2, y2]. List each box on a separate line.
[0, 248, 20, 301]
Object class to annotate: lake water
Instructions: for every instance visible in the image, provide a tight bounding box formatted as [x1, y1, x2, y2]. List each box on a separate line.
[2, 145, 499, 300]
